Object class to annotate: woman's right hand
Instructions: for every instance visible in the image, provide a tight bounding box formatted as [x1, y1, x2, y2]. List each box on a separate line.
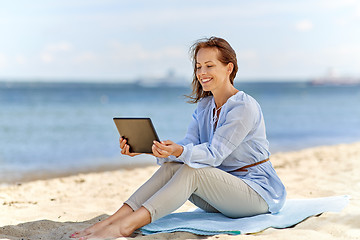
[119, 137, 141, 157]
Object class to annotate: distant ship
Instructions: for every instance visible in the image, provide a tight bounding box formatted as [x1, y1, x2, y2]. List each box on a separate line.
[134, 69, 190, 87]
[311, 68, 360, 86]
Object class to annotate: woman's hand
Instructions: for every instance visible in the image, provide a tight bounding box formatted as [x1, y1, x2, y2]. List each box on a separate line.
[119, 137, 141, 157]
[152, 140, 183, 158]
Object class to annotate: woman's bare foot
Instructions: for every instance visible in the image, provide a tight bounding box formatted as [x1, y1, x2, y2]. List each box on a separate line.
[76, 207, 151, 240]
[70, 204, 134, 238]
[77, 222, 131, 240]
[70, 220, 109, 238]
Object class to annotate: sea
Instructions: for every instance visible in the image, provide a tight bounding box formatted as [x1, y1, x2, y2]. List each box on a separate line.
[1, 81, 360, 183]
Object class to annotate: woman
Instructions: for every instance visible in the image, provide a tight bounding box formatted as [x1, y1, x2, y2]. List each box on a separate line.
[71, 37, 286, 239]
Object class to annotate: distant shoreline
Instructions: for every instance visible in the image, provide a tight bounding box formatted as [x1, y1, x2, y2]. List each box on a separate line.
[1, 141, 359, 185]
[0, 79, 312, 85]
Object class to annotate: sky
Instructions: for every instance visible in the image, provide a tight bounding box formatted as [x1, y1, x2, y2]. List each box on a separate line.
[0, 0, 360, 82]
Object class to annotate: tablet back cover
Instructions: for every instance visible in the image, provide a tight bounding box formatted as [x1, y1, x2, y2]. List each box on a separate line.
[113, 118, 160, 153]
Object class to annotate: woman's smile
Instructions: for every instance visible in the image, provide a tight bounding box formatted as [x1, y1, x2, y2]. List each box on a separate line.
[200, 77, 212, 84]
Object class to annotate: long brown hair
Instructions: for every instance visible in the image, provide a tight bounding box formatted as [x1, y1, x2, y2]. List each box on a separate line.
[187, 36, 238, 103]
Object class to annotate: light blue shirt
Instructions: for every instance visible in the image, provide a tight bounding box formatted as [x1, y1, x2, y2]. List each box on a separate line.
[158, 91, 286, 213]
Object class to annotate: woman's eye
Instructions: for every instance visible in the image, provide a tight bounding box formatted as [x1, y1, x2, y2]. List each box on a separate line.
[207, 65, 214, 68]
[196, 66, 201, 70]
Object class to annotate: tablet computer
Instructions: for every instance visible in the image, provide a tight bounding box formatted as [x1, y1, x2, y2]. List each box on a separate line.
[113, 117, 160, 153]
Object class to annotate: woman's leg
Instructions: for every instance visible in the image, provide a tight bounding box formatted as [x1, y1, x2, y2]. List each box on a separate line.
[70, 162, 183, 238]
[189, 168, 269, 218]
[188, 194, 219, 213]
[124, 162, 183, 211]
[142, 164, 268, 222]
[76, 164, 269, 239]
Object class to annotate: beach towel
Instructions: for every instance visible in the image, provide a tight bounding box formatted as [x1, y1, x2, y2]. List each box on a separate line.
[140, 195, 349, 235]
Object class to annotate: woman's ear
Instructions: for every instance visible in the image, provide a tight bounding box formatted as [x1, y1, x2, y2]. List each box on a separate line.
[227, 62, 234, 74]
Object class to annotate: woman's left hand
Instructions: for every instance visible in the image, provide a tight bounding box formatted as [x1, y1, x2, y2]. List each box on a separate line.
[152, 140, 183, 158]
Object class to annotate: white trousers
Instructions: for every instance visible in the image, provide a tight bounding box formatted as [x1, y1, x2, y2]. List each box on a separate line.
[125, 162, 269, 222]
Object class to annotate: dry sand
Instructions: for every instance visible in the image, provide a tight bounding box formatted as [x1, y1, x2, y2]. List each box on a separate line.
[1, 142, 360, 240]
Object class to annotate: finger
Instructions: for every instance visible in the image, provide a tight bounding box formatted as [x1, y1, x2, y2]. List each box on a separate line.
[152, 143, 165, 153]
[125, 144, 131, 155]
[122, 143, 130, 155]
[126, 144, 138, 156]
[120, 138, 127, 149]
[121, 144, 126, 155]
[159, 147, 170, 155]
[152, 144, 164, 157]
[153, 141, 168, 150]
[155, 145, 170, 158]
[155, 143, 172, 154]
[161, 140, 173, 145]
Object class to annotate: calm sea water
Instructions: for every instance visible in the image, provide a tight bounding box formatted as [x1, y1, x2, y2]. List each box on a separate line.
[1, 81, 360, 183]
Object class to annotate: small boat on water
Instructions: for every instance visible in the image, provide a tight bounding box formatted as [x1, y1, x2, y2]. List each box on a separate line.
[310, 68, 360, 86]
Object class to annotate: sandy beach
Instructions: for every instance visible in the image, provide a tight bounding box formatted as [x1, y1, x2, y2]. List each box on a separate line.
[1, 142, 359, 240]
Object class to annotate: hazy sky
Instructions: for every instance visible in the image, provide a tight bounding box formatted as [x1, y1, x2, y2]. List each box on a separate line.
[1, 0, 360, 82]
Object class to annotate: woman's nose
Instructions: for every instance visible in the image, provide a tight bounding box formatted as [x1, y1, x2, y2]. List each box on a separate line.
[197, 68, 206, 75]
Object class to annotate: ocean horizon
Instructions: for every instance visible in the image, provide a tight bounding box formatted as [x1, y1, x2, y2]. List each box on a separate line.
[1, 80, 359, 183]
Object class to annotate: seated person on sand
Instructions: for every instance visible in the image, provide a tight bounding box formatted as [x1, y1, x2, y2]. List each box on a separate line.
[70, 36, 287, 239]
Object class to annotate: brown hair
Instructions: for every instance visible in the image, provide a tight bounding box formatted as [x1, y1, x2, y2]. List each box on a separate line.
[187, 36, 238, 103]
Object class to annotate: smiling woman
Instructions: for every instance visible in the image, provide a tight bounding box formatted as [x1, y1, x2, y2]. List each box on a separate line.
[187, 37, 238, 103]
[70, 37, 286, 240]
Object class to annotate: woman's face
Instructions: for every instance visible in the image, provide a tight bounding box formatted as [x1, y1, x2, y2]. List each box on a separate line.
[195, 47, 232, 93]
